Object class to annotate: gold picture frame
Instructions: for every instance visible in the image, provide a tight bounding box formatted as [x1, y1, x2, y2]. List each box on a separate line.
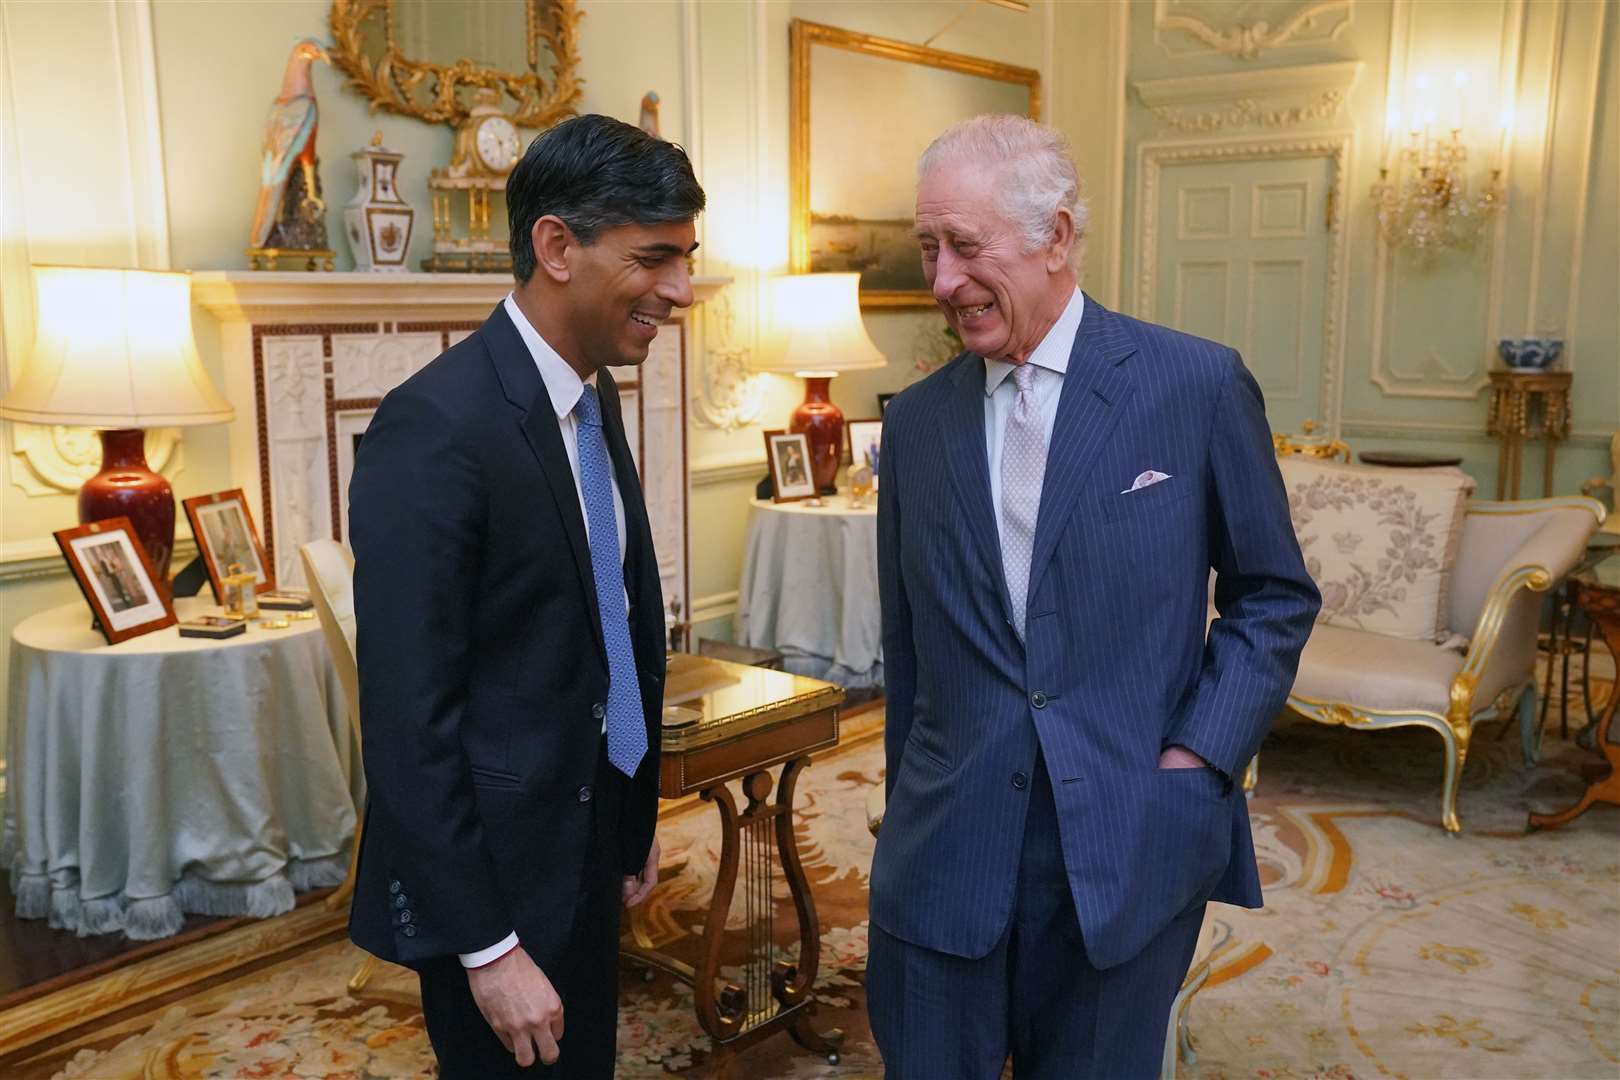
[789, 19, 1041, 309]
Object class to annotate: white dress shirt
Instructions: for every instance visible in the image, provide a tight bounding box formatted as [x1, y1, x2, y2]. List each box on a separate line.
[983, 288, 1084, 550]
[459, 295, 632, 971]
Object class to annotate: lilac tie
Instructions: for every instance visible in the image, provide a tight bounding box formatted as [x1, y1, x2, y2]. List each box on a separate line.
[574, 386, 647, 777]
[1000, 363, 1045, 638]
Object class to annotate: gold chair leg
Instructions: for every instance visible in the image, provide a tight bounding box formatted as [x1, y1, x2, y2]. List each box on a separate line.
[348, 953, 378, 993]
[1440, 726, 1466, 835]
[326, 811, 365, 911]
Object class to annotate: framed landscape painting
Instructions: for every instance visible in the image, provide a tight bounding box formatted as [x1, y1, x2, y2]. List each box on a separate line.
[789, 19, 1040, 308]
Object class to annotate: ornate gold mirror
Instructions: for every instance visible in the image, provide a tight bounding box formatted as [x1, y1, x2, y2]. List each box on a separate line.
[328, 0, 582, 127]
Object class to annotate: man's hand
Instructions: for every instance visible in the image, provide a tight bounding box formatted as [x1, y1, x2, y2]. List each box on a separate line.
[1158, 745, 1208, 770]
[623, 835, 660, 907]
[466, 945, 564, 1067]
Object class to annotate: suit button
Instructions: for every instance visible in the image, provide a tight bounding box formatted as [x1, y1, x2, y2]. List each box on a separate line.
[1030, 691, 1047, 709]
[578, 785, 593, 803]
[399, 909, 412, 924]
[402, 925, 417, 938]
[388, 879, 401, 895]
[592, 702, 606, 720]
[1012, 771, 1029, 790]
[393, 894, 407, 909]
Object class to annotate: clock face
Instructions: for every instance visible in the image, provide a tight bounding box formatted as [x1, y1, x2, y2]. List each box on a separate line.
[475, 116, 521, 174]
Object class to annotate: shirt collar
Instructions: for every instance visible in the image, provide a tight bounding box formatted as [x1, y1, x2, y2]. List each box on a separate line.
[983, 288, 1085, 397]
[504, 292, 597, 420]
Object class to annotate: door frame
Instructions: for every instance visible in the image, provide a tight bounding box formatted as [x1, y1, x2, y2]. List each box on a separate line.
[1133, 132, 1353, 437]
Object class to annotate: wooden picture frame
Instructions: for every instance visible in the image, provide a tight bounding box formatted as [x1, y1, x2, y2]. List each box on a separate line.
[789, 18, 1040, 308]
[54, 517, 177, 644]
[847, 418, 883, 474]
[182, 488, 274, 604]
[763, 430, 818, 503]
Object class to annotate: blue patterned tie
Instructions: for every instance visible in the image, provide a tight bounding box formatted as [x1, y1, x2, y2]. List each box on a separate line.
[574, 385, 647, 777]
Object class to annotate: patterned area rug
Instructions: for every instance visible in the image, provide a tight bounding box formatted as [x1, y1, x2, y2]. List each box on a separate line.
[10, 664, 1616, 1080]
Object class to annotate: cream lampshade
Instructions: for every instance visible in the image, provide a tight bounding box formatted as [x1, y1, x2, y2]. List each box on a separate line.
[0, 266, 234, 582]
[756, 273, 885, 493]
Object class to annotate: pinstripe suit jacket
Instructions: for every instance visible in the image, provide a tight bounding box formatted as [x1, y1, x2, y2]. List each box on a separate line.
[870, 295, 1320, 970]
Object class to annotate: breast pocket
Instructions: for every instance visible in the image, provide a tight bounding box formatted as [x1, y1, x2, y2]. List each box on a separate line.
[1102, 477, 1194, 523]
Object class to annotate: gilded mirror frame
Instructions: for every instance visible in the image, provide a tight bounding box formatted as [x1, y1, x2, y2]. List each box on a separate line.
[329, 0, 583, 127]
[789, 20, 1041, 308]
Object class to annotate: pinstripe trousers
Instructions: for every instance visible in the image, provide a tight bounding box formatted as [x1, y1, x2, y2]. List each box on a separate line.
[867, 753, 1207, 1079]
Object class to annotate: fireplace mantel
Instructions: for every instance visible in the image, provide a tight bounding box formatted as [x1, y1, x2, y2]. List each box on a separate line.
[192, 270, 729, 623]
[192, 271, 732, 324]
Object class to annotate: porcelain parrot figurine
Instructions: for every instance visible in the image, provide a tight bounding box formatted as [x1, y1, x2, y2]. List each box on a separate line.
[249, 38, 332, 253]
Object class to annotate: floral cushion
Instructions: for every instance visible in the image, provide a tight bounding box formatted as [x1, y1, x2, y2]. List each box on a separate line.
[1278, 457, 1475, 642]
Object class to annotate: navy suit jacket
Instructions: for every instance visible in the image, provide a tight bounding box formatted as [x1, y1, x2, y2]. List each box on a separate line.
[347, 303, 665, 973]
[870, 295, 1319, 970]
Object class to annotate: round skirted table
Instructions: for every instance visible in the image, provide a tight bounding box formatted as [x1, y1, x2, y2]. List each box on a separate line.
[4, 596, 360, 940]
[736, 495, 882, 688]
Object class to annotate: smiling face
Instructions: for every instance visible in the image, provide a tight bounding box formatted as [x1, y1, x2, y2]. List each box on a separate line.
[914, 159, 1074, 364]
[555, 218, 698, 372]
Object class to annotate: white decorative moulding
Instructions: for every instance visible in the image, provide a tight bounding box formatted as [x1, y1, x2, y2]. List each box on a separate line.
[9, 425, 182, 497]
[691, 289, 766, 433]
[1134, 62, 1362, 134]
[1154, 0, 1354, 60]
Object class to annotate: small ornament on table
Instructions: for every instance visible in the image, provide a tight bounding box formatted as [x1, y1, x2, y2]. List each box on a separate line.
[344, 131, 415, 272]
[247, 38, 335, 271]
[221, 562, 260, 621]
[848, 462, 874, 508]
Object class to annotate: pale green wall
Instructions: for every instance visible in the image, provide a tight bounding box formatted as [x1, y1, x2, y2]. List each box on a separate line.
[1119, 0, 1617, 497]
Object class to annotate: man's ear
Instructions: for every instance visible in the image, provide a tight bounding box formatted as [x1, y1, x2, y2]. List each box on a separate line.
[1045, 207, 1076, 275]
[532, 216, 573, 284]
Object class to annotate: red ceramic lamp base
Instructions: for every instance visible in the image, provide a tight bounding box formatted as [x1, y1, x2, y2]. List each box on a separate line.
[790, 376, 843, 495]
[78, 428, 176, 584]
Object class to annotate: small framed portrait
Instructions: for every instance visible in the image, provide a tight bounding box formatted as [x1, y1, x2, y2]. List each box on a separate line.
[847, 418, 883, 475]
[182, 489, 273, 604]
[54, 517, 177, 644]
[877, 392, 895, 416]
[763, 430, 818, 503]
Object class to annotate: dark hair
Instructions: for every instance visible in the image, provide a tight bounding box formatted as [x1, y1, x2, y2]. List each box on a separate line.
[507, 113, 706, 284]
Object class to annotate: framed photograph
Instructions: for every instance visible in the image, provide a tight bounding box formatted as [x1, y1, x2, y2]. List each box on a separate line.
[790, 19, 1040, 308]
[54, 518, 177, 644]
[763, 430, 818, 503]
[847, 418, 883, 475]
[182, 488, 273, 604]
[877, 392, 896, 416]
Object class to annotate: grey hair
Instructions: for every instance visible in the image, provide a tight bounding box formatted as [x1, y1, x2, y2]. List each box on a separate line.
[917, 115, 1088, 272]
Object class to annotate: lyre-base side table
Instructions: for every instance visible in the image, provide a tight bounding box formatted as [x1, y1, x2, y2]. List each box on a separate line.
[624, 653, 845, 1076]
[1486, 370, 1572, 500]
[1528, 549, 1620, 831]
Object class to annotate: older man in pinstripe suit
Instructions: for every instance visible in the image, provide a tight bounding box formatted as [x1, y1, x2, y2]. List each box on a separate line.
[867, 116, 1320, 1078]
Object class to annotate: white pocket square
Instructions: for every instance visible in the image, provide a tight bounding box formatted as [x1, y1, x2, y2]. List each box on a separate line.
[1121, 470, 1173, 494]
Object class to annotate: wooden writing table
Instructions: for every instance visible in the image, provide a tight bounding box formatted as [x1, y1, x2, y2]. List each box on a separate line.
[624, 653, 845, 1074]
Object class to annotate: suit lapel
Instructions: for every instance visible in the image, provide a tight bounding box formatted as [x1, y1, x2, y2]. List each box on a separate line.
[482, 302, 605, 658]
[944, 357, 1016, 627]
[596, 369, 658, 618]
[1027, 295, 1137, 599]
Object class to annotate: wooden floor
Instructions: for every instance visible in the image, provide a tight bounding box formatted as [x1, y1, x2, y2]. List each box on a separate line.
[0, 877, 227, 1008]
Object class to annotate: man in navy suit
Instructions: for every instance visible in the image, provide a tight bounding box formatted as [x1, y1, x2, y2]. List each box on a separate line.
[868, 115, 1320, 1078]
[349, 116, 702, 1077]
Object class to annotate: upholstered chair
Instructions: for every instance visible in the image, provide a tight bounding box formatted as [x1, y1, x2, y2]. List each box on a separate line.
[298, 539, 376, 991]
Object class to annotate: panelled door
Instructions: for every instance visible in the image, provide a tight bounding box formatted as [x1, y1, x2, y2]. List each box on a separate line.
[1154, 155, 1335, 435]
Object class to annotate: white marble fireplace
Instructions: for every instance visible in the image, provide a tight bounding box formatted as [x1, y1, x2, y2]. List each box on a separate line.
[192, 272, 728, 626]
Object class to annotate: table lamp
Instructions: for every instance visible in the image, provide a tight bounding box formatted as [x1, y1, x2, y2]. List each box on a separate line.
[0, 266, 234, 583]
[756, 273, 886, 494]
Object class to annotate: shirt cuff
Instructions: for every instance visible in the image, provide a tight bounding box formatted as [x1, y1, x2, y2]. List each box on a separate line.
[459, 931, 519, 969]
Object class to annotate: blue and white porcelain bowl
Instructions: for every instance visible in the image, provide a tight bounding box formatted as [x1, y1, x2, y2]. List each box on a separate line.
[1497, 338, 1564, 370]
